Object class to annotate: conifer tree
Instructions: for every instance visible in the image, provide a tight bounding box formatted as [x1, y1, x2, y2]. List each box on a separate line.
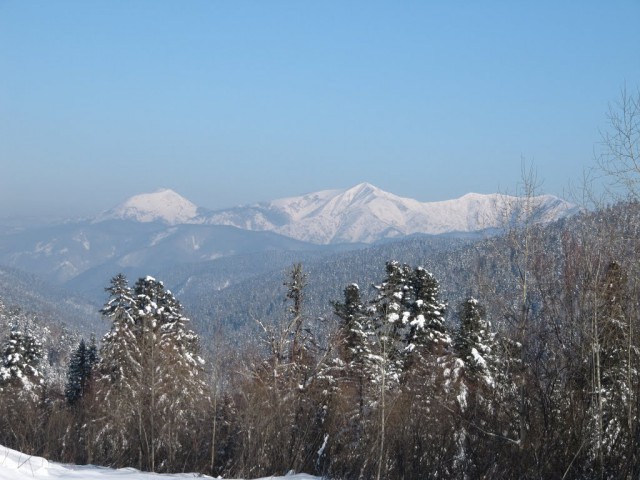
[0, 325, 45, 455]
[333, 283, 372, 372]
[93, 274, 141, 467]
[0, 327, 44, 395]
[455, 297, 495, 381]
[65, 337, 98, 405]
[370, 261, 412, 385]
[285, 262, 308, 364]
[406, 266, 450, 364]
[94, 274, 207, 472]
[332, 285, 371, 405]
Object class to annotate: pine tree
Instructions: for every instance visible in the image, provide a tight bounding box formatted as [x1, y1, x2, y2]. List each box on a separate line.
[65, 337, 98, 405]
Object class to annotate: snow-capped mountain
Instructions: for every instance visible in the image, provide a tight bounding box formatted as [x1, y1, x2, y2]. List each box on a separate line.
[196, 183, 579, 244]
[89, 183, 578, 244]
[95, 188, 200, 225]
[0, 183, 578, 300]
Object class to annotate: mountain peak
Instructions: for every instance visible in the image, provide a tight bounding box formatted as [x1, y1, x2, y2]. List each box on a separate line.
[96, 189, 198, 225]
[342, 182, 385, 199]
[348, 181, 377, 192]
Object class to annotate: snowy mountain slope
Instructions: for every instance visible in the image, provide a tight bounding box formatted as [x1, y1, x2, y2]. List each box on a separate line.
[198, 182, 579, 244]
[87, 183, 578, 244]
[0, 220, 330, 287]
[0, 264, 102, 335]
[0, 444, 319, 480]
[95, 188, 200, 225]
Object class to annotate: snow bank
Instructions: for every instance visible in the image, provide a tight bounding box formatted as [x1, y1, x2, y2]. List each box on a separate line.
[0, 444, 320, 480]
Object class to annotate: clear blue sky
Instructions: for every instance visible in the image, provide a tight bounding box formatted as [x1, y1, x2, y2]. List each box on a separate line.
[1, 1, 639, 219]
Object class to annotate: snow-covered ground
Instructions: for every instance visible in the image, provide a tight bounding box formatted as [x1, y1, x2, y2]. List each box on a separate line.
[0, 444, 320, 480]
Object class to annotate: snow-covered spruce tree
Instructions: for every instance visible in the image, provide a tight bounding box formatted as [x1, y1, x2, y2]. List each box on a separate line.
[93, 274, 208, 472]
[333, 283, 369, 366]
[405, 266, 450, 361]
[325, 283, 375, 477]
[333, 283, 374, 407]
[363, 261, 413, 480]
[448, 297, 501, 476]
[455, 298, 496, 382]
[397, 267, 456, 477]
[0, 324, 45, 453]
[142, 276, 208, 471]
[364, 261, 458, 479]
[369, 261, 412, 386]
[0, 326, 44, 396]
[93, 273, 141, 467]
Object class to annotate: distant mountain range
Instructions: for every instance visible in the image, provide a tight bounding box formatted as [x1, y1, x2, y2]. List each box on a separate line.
[0, 183, 579, 319]
[93, 183, 579, 243]
[0, 183, 578, 338]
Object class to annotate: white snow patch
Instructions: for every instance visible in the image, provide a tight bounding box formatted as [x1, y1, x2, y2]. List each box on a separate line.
[150, 228, 178, 246]
[410, 314, 426, 329]
[471, 348, 487, 369]
[34, 241, 54, 255]
[0, 444, 320, 480]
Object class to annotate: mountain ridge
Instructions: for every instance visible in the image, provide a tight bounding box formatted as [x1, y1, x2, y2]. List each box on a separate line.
[91, 183, 579, 244]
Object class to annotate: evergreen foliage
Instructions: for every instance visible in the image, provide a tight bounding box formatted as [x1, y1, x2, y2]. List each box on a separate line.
[455, 297, 495, 380]
[0, 327, 44, 394]
[64, 337, 98, 405]
[93, 274, 208, 472]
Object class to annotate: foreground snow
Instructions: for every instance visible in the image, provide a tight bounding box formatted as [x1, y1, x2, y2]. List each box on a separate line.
[0, 444, 320, 480]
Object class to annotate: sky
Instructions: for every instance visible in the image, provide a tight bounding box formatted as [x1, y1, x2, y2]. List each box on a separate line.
[1, 1, 639, 220]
